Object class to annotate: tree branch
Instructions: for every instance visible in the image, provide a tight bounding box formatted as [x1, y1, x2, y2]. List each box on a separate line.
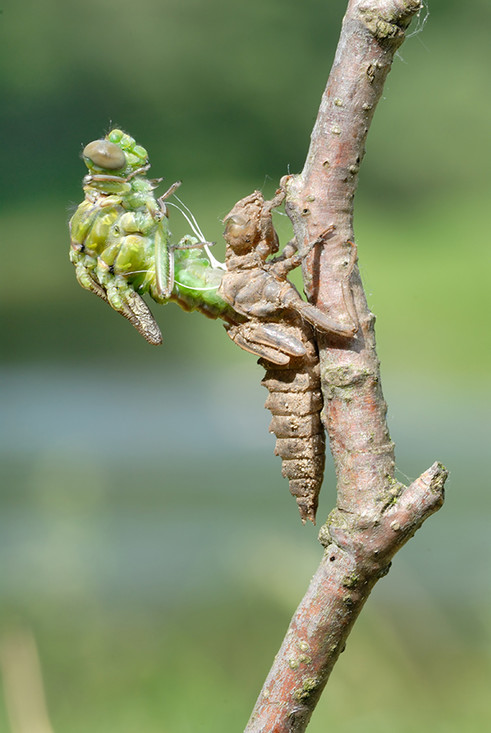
[244, 2, 447, 731]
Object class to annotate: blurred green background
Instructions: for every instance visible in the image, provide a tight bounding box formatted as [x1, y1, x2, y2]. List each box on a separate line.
[0, 0, 489, 731]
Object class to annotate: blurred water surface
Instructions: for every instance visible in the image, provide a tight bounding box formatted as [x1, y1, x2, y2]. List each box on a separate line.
[1, 364, 489, 607]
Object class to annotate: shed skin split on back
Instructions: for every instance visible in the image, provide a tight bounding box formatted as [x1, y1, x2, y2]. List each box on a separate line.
[220, 191, 357, 523]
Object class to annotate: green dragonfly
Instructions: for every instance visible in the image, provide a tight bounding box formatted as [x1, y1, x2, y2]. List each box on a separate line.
[70, 128, 230, 344]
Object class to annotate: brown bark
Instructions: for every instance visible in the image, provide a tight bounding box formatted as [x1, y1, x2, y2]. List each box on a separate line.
[244, 2, 447, 731]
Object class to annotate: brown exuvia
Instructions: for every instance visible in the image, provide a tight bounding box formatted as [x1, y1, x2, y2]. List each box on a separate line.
[219, 191, 357, 523]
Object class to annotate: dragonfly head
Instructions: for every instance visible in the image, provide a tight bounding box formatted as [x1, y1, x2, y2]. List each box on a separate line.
[82, 129, 149, 177]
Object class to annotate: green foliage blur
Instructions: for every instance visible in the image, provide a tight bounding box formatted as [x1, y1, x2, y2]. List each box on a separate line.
[0, 1, 489, 731]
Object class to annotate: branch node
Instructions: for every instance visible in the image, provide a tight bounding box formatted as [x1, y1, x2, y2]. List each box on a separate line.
[358, 0, 422, 41]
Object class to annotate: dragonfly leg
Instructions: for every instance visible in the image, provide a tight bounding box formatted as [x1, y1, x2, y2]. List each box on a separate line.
[225, 321, 307, 365]
[157, 181, 182, 215]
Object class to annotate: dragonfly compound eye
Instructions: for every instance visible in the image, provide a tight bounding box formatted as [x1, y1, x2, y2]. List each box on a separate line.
[224, 214, 257, 253]
[83, 140, 126, 170]
[224, 214, 247, 232]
